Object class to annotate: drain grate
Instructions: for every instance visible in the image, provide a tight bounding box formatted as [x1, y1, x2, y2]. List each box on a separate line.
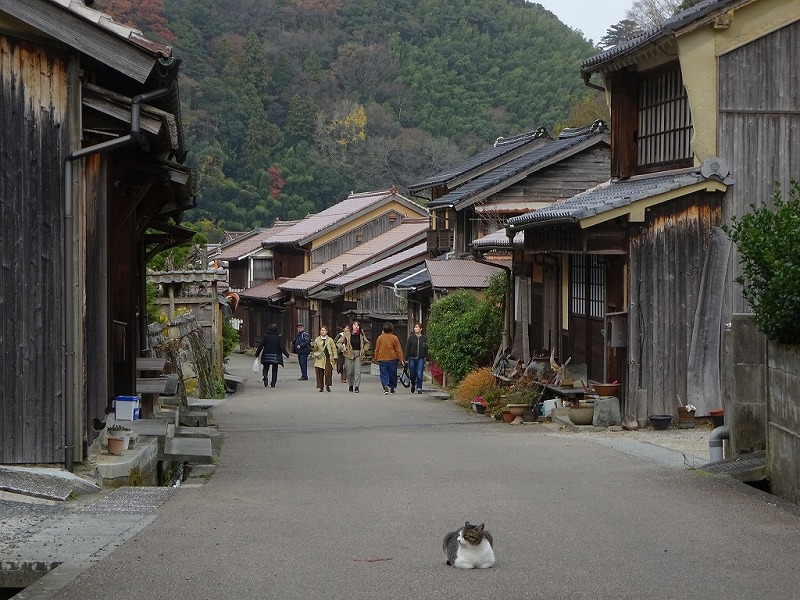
[698, 451, 766, 479]
[80, 487, 175, 515]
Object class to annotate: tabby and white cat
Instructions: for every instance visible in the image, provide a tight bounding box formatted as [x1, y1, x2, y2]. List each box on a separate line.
[442, 522, 495, 569]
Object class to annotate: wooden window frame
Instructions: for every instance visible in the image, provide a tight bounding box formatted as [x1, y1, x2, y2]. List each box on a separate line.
[636, 64, 693, 173]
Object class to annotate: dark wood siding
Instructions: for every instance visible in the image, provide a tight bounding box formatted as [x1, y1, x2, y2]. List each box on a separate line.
[718, 20, 800, 314]
[0, 36, 69, 463]
[493, 148, 611, 203]
[626, 193, 722, 417]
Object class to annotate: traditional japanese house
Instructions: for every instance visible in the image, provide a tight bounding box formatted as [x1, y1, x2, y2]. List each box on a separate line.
[1, 0, 194, 466]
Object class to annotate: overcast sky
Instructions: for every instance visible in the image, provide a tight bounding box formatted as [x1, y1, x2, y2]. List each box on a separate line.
[535, 0, 632, 46]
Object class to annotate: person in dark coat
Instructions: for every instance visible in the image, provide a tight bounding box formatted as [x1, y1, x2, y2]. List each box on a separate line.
[255, 323, 290, 388]
[292, 323, 311, 380]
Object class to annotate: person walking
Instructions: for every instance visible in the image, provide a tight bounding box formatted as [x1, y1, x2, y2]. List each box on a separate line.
[292, 323, 311, 380]
[404, 322, 428, 394]
[373, 321, 404, 395]
[255, 323, 290, 388]
[334, 325, 350, 383]
[339, 320, 370, 393]
[311, 325, 338, 392]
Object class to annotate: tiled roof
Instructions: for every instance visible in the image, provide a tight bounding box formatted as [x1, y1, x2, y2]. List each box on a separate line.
[407, 128, 550, 192]
[581, 0, 742, 75]
[216, 222, 297, 261]
[429, 121, 609, 211]
[261, 189, 426, 247]
[279, 221, 429, 292]
[322, 243, 429, 292]
[381, 263, 431, 291]
[471, 229, 523, 249]
[507, 160, 733, 231]
[237, 278, 292, 302]
[47, 0, 174, 57]
[425, 259, 504, 289]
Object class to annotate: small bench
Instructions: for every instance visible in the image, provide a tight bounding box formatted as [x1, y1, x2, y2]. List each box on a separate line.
[179, 410, 208, 427]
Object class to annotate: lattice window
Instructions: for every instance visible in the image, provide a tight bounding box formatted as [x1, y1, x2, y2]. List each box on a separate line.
[637, 65, 693, 170]
[570, 255, 605, 319]
[252, 258, 273, 282]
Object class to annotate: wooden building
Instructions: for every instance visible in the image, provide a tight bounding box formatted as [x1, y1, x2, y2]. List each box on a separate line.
[1, 0, 193, 466]
[507, 0, 800, 440]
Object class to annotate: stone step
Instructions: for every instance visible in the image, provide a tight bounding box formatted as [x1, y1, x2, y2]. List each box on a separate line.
[162, 437, 213, 464]
[179, 410, 208, 427]
[175, 426, 212, 438]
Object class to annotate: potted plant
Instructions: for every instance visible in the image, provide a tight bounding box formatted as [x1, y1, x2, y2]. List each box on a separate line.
[107, 424, 134, 450]
[471, 396, 488, 414]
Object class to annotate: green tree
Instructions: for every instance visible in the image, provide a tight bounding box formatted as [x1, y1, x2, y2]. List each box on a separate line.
[427, 289, 503, 383]
[723, 181, 800, 343]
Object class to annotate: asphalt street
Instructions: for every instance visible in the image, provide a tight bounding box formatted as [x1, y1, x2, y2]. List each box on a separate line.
[18, 353, 800, 599]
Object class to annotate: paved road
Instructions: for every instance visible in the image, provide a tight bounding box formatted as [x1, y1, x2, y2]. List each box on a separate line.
[37, 354, 800, 599]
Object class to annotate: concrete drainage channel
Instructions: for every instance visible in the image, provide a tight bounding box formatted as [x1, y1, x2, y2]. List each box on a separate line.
[0, 473, 179, 599]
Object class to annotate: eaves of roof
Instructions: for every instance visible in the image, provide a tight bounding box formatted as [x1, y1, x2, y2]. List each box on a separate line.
[279, 223, 429, 294]
[261, 190, 427, 247]
[316, 243, 429, 297]
[238, 278, 292, 302]
[507, 159, 733, 232]
[407, 128, 550, 192]
[580, 0, 746, 76]
[11, 0, 175, 84]
[217, 222, 296, 261]
[429, 123, 609, 212]
[425, 258, 504, 289]
[471, 229, 523, 250]
[380, 264, 431, 291]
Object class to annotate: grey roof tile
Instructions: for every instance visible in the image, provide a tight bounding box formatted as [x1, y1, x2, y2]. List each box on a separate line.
[261, 189, 426, 246]
[216, 222, 297, 261]
[425, 258, 504, 289]
[429, 121, 609, 211]
[507, 167, 733, 230]
[581, 1, 743, 74]
[279, 221, 428, 292]
[323, 243, 429, 290]
[408, 128, 550, 192]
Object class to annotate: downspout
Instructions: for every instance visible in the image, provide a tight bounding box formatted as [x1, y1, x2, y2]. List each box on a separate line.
[392, 267, 429, 321]
[63, 86, 172, 472]
[708, 425, 730, 463]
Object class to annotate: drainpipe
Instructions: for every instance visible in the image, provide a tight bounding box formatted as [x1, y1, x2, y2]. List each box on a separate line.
[708, 425, 730, 463]
[63, 87, 172, 472]
[392, 267, 429, 322]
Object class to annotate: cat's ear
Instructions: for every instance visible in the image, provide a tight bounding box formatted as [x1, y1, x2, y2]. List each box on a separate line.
[464, 521, 471, 528]
[475, 523, 484, 534]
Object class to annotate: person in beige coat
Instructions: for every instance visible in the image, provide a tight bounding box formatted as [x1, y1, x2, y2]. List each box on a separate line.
[311, 325, 339, 392]
[339, 320, 371, 393]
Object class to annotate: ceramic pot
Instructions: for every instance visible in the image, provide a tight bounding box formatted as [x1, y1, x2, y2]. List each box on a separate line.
[505, 403, 527, 417]
[107, 436, 124, 456]
[501, 411, 516, 424]
[649, 414, 673, 430]
[677, 406, 696, 429]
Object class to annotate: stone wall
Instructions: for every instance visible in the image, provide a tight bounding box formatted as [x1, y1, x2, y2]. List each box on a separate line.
[767, 342, 800, 504]
[724, 315, 768, 455]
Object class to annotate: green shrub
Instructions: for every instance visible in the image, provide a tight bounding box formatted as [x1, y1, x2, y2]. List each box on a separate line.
[427, 288, 503, 383]
[724, 180, 800, 343]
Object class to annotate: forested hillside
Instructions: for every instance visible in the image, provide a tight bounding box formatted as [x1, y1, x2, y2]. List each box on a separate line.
[95, 0, 603, 233]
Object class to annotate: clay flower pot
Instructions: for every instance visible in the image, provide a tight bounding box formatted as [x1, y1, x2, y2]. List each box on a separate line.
[107, 436, 125, 456]
[501, 411, 516, 424]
